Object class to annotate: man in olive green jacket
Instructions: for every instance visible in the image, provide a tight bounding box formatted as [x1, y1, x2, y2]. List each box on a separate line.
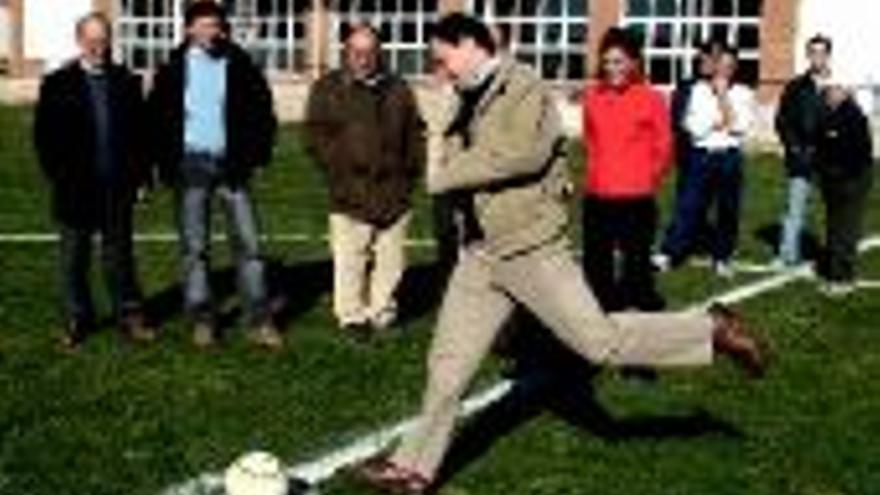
[354, 15, 768, 494]
[306, 23, 425, 338]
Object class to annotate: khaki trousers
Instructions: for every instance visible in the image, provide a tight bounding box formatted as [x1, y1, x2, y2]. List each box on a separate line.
[391, 239, 714, 478]
[329, 212, 410, 326]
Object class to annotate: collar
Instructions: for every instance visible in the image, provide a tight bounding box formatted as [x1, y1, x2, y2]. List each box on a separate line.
[79, 59, 107, 76]
[456, 56, 502, 92]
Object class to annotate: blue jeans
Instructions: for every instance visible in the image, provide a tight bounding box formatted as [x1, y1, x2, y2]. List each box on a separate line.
[176, 153, 268, 325]
[661, 148, 744, 263]
[777, 176, 812, 265]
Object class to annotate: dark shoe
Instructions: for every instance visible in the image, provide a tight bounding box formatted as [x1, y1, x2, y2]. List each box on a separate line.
[709, 303, 767, 378]
[342, 322, 374, 344]
[59, 320, 92, 352]
[248, 322, 284, 351]
[121, 312, 158, 344]
[192, 322, 217, 349]
[352, 455, 432, 495]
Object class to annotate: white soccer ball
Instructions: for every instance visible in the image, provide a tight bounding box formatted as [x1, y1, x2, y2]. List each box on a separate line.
[223, 451, 289, 495]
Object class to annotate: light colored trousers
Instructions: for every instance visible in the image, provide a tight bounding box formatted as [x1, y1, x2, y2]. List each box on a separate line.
[391, 239, 715, 478]
[329, 212, 410, 326]
[777, 176, 812, 265]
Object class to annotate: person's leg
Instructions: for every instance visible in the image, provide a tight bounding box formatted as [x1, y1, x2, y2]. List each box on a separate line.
[823, 175, 872, 283]
[777, 176, 812, 265]
[581, 196, 618, 310]
[217, 183, 271, 326]
[660, 149, 713, 263]
[329, 213, 373, 327]
[176, 183, 214, 325]
[368, 212, 411, 329]
[98, 192, 155, 341]
[58, 223, 95, 339]
[391, 250, 515, 480]
[713, 149, 745, 265]
[620, 197, 664, 311]
[498, 241, 715, 367]
[432, 194, 458, 281]
[99, 194, 144, 321]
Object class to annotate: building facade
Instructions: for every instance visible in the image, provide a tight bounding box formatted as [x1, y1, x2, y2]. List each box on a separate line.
[1, 0, 877, 112]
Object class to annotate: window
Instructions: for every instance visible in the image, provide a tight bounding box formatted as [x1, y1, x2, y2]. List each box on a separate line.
[116, 0, 179, 71]
[226, 0, 310, 74]
[330, 0, 438, 78]
[115, 0, 309, 74]
[622, 0, 763, 87]
[471, 0, 590, 82]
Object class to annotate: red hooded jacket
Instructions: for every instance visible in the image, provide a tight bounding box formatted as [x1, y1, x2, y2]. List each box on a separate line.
[581, 80, 673, 198]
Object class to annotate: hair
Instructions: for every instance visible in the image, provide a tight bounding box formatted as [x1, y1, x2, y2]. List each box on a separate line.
[75, 12, 113, 39]
[343, 21, 383, 49]
[430, 13, 496, 54]
[698, 37, 728, 56]
[596, 27, 644, 78]
[717, 43, 739, 62]
[184, 1, 228, 28]
[807, 34, 833, 53]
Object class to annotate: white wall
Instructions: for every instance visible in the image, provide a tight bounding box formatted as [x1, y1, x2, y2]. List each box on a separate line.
[796, 0, 880, 112]
[24, 0, 93, 72]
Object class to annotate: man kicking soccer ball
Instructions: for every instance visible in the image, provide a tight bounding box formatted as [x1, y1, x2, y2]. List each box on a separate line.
[354, 14, 768, 494]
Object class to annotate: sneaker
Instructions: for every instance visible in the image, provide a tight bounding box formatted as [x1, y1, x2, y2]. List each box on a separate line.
[249, 323, 285, 351]
[651, 253, 672, 272]
[192, 322, 217, 349]
[713, 260, 734, 279]
[59, 319, 93, 352]
[820, 281, 856, 297]
[121, 312, 158, 344]
[769, 258, 792, 272]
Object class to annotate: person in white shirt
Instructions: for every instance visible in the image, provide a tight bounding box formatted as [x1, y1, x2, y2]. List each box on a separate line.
[656, 45, 755, 278]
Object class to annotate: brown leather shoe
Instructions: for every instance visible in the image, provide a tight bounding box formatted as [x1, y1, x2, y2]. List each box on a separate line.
[709, 303, 768, 378]
[59, 320, 91, 352]
[192, 322, 217, 349]
[352, 455, 432, 495]
[121, 312, 158, 344]
[249, 323, 284, 351]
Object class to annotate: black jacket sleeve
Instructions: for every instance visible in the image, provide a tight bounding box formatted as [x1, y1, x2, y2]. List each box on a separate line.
[33, 73, 63, 184]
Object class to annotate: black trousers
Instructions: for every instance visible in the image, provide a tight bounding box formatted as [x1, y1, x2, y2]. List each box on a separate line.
[581, 195, 664, 312]
[58, 191, 143, 326]
[819, 170, 873, 282]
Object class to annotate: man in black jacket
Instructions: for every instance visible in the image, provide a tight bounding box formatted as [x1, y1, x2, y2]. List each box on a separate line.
[34, 12, 156, 350]
[773, 34, 833, 268]
[815, 78, 874, 295]
[149, 2, 281, 349]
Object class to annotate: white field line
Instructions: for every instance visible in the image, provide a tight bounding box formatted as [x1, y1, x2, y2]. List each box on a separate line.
[0, 232, 437, 248]
[158, 233, 880, 495]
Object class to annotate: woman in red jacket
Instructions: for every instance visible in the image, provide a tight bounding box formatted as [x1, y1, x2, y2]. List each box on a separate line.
[581, 27, 672, 311]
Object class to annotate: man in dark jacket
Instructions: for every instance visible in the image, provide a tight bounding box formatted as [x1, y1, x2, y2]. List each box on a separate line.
[815, 78, 874, 295]
[34, 12, 156, 350]
[148, 2, 281, 349]
[305, 23, 425, 339]
[773, 34, 833, 268]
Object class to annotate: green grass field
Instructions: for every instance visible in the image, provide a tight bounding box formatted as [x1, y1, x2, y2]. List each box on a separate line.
[1, 103, 879, 495]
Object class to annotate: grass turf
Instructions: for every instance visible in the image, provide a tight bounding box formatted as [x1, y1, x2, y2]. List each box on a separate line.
[0, 103, 879, 495]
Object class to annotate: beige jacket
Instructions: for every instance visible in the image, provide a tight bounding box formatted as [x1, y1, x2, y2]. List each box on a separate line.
[428, 59, 572, 258]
